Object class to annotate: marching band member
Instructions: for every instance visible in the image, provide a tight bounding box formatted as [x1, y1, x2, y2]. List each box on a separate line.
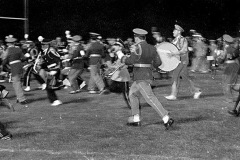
[208, 39, 218, 70]
[191, 33, 208, 73]
[67, 35, 86, 94]
[2, 37, 28, 105]
[22, 41, 46, 91]
[220, 34, 240, 104]
[121, 28, 174, 129]
[85, 32, 108, 95]
[151, 26, 164, 45]
[165, 25, 202, 100]
[105, 39, 131, 108]
[41, 39, 63, 106]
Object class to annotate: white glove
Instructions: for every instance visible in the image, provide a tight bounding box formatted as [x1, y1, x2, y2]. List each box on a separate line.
[80, 50, 85, 56]
[115, 51, 124, 59]
[49, 71, 57, 75]
[25, 53, 31, 58]
[62, 49, 68, 53]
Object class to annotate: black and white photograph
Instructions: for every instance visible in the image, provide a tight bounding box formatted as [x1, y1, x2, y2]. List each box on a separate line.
[0, 0, 239, 159]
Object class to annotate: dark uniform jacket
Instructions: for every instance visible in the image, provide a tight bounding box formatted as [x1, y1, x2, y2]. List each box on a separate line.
[2, 46, 25, 76]
[41, 47, 61, 71]
[123, 41, 161, 81]
[85, 41, 105, 65]
[68, 43, 84, 69]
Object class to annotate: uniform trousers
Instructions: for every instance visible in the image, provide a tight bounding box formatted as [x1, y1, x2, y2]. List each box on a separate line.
[46, 75, 58, 103]
[12, 74, 26, 102]
[191, 56, 208, 72]
[171, 62, 200, 97]
[23, 65, 45, 87]
[222, 62, 239, 101]
[129, 80, 168, 117]
[88, 63, 105, 91]
[68, 68, 84, 91]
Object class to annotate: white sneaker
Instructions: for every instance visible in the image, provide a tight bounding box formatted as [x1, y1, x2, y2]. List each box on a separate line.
[165, 95, 177, 100]
[41, 83, 47, 90]
[1, 90, 9, 98]
[51, 100, 62, 106]
[24, 86, 31, 92]
[193, 91, 202, 99]
[79, 81, 86, 89]
[128, 114, 140, 123]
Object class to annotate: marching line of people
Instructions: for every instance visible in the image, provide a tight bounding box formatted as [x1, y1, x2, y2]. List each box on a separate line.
[0, 24, 240, 140]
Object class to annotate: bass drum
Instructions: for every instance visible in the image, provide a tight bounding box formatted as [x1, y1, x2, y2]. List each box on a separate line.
[156, 42, 180, 72]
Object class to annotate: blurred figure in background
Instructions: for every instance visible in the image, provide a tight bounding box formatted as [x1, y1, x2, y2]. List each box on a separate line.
[191, 33, 208, 73]
[221, 34, 239, 104]
[2, 37, 28, 105]
[85, 32, 108, 95]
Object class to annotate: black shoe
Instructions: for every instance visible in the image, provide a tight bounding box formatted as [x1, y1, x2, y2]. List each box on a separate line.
[164, 118, 174, 130]
[228, 110, 240, 117]
[20, 100, 28, 105]
[127, 121, 141, 126]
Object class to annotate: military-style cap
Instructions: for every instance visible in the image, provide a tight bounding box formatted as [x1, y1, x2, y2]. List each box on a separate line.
[71, 35, 82, 42]
[89, 32, 100, 39]
[189, 29, 196, 33]
[209, 39, 216, 42]
[192, 33, 202, 38]
[223, 34, 234, 43]
[106, 38, 116, 41]
[133, 28, 148, 36]
[174, 24, 184, 32]
[89, 32, 100, 36]
[114, 38, 124, 47]
[114, 42, 124, 47]
[5, 37, 17, 43]
[25, 40, 33, 44]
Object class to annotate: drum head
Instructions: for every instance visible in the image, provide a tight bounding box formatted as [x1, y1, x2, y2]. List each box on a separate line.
[156, 42, 180, 72]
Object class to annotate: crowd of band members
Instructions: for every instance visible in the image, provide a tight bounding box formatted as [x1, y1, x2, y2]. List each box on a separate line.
[0, 32, 136, 106]
[0, 28, 239, 110]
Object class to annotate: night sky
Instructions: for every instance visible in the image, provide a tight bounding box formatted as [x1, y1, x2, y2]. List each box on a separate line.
[0, 0, 239, 41]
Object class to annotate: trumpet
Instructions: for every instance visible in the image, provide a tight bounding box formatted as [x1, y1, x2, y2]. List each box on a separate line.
[33, 52, 42, 73]
[129, 41, 143, 54]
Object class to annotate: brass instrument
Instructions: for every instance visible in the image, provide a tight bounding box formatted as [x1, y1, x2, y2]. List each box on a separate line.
[33, 51, 42, 73]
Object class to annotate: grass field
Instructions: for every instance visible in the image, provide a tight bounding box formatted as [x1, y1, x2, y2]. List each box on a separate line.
[0, 70, 239, 160]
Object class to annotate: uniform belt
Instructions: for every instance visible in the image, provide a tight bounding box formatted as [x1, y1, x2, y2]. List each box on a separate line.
[73, 57, 82, 60]
[90, 54, 101, 57]
[134, 64, 151, 67]
[9, 60, 21, 65]
[225, 60, 236, 64]
[47, 63, 57, 68]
